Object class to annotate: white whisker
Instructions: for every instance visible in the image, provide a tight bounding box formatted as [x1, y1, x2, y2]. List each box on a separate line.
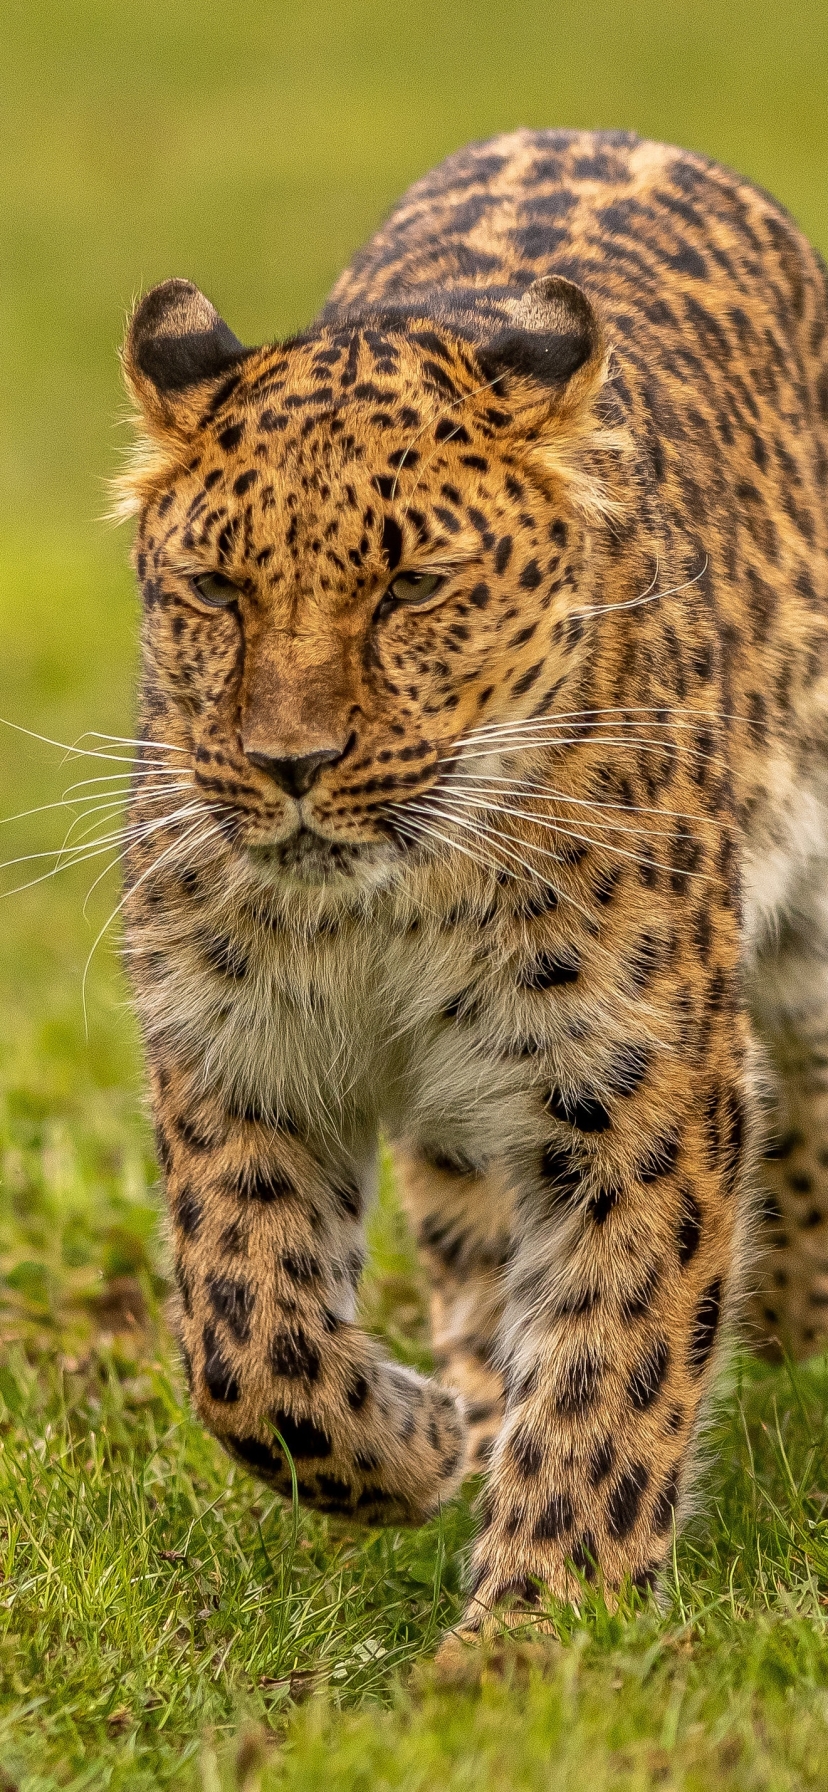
[569, 556, 709, 619]
[61, 784, 193, 848]
[81, 815, 228, 1034]
[66, 789, 196, 868]
[0, 713, 183, 768]
[442, 788, 699, 845]
[0, 791, 130, 830]
[0, 833, 148, 901]
[74, 730, 188, 753]
[455, 733, 724, 772]
[404, 796, 594, 925]
[0, 799, 204, 893]
[459, 701, 739, 736]
[393, 807, 500, 882]
[448, 770, 723, 827]
[456, 718, 717, 744]
[411, 789, 705, 885]
[61, 768, 186, 796]
[77, 799, 206, 918]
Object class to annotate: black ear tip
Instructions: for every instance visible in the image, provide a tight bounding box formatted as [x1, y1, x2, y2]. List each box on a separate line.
[479, 328, 592, 388]
[480, 275, 601, 392]
[127, 279, 247, 395]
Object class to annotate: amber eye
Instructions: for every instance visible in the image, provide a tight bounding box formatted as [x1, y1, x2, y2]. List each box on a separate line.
[383, 571, 446, 610]
[193, 571, 241, 608]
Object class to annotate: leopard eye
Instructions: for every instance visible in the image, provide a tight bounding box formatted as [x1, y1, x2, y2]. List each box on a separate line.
[386, 572, 445, 606]
[193, 571, 241, 608]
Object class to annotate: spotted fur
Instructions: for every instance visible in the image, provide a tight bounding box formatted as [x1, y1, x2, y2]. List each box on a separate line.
[117, 129, 828, 1629]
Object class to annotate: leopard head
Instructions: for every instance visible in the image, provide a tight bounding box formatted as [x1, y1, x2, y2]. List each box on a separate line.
[119, 275, 624, 891]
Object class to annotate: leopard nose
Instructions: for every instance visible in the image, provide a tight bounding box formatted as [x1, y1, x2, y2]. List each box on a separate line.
[246, 746, 344, 798]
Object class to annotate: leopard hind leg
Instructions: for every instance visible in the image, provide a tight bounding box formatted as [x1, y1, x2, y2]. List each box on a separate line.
[749, 867, 828, 1357]
[391, 1143, 514, 1472]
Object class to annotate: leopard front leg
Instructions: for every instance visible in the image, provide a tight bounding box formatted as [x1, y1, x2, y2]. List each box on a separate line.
[461, 1030, 752, 1627]
[154, 1060, 466, 1524]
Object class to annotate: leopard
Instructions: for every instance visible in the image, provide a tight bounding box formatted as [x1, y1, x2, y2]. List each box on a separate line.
[115, 127, 828, 1637]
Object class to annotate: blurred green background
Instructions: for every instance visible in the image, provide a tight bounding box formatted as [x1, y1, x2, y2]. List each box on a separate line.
[0, 0, 827, 1313]
[1, 7, 828, 1780]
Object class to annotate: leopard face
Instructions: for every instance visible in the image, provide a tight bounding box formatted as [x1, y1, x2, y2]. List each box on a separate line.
[123, 278, 616, 890]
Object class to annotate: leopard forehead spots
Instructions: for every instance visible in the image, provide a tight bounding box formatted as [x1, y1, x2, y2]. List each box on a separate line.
[120, 126, 828, 1632]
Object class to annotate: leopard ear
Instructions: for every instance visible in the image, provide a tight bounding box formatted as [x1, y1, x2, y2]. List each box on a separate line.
[122, 279, 249, 434]
[478, 276, 604, 395]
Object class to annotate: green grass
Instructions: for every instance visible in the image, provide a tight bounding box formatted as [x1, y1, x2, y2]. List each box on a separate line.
[5, 1144, 828, 1792]
[1, 1, 828, 1784]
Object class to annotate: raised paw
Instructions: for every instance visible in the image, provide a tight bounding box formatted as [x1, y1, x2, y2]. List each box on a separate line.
[216, 1365, 468, 1526]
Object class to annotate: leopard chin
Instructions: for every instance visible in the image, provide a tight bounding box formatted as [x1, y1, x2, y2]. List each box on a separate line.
[246, 827, 396, 888]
